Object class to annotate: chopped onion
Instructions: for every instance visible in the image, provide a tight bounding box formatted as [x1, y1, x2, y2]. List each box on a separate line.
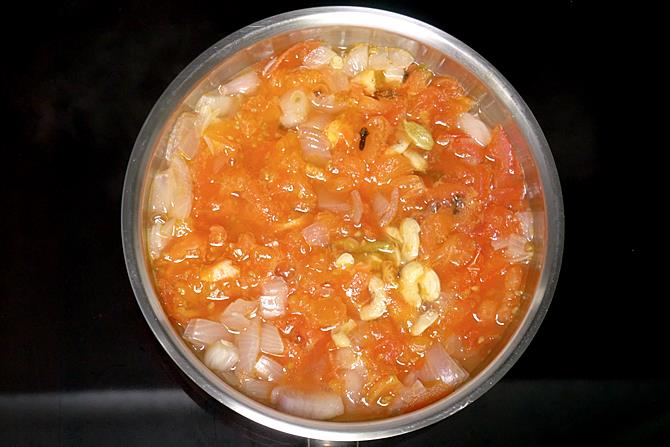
[418, 343, 469, 387]
[342, 369, 365, 406]
[343, 44, 369, 76]
[260, 322, 285, 354]
[516, 211, 534, 241]
[332, 348, 357, 370]
[350, 190, 363, 225]
[235, 318, 260, 376]
[383, 68, 405, 84]
[298, 126, 331, 167]
[373, 188, 399, 228]
[219, 70, 260, 95]
[279, 89, 310, 128]
[165, 113, 199, 161]
[491, 234, 533, 264]
[255, 355, 285, 381]
[149, 171, 174, 215]
[194, 91, 237, 135]
[304, 46, 338, 68]
[168, 157, 193, 220]
[458, 113, 491, 147]
[310, 93, 343, 112]
[147, 221, 172, 260]
[389, 379, 427, 414]
[223, 299, 257, 317]
[302, 222, 329, 247]
[325, 69, 350, 92]
[317, 188, 350, 213]
[183, 318, 232, 347]
[302, 114, 332, 130]
[271, 387, 345, 420]
[241, 378, 274, 401]
[203, 340, 239, 373]
[368, 47, 414, 70]
[259, 277, 288, 320]
[220, 312, 250, 333]
[220, 299, 257, 333]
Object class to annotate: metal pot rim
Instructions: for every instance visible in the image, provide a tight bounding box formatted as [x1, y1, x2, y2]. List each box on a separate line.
[121, 6, 564, 441]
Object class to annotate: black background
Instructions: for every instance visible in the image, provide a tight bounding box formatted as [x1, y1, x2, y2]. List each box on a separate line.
[2, 1, 666, 446]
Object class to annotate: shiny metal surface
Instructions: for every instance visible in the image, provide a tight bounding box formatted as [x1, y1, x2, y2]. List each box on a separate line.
[121, 6, 563, 441]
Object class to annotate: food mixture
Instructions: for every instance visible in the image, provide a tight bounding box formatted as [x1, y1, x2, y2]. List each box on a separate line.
[146, 40, 534, 421]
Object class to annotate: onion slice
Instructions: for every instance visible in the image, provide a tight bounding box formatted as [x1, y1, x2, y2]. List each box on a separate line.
[259, 276, 288, 319]
[458, 113, 491, 147]
[298, 126, 331, 167]
[235, 318, 260, 376]
[241, 378, 274, 401]
[302, 222, 329, 247]
[418, 343, 469, 387]
[271, 387, 345, 420]
[219, 70, 260, 95]
[350, 190, 363, 225]
[260, 323, 285, 355]
[203, 340, 239, 373]
[304, 46, 338, 68]
[373, 188, 399, 228]
[165, 113, 199, 161]
[254, 355, 285, 381]
[183, 318, 232, 347]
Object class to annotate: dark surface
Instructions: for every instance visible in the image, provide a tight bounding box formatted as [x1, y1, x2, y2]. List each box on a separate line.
[1, 1, 665, 446]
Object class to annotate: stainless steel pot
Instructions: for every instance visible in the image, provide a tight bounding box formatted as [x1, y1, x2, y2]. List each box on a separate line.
[121, 6, 563, 441]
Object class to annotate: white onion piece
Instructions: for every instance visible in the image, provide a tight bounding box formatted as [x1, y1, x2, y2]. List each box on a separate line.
[255, 355, 285, 381]
[168, 157, 193, 220]
[241, 378, 274, 401]
[383, 68, 405, 84]
[342, 369, 365, 407]
[458, 113, 491, 147]
[350, 190, 363, 225]
[220, 312, 250, 333]
[260, 323, 285, 355]
[219, 70, 260, 95]
[418, 343, 469, 387]
[236, 318, 260, 376]
[389, 379, 427, 414]
[516, 211, 534, 241]
[310, 93, 343, 112]
[302, 114, 332, 130]
[298, 126, 331, 167]
[183, 318, 232, 347]
[271, 387, 345, 420]
[223, 299, 258, 317]
[203, 340, 239, 373]
[332, 348, 357, 370]
[279, 89, 310, 128]
[317, 188, 350, 213]
[325, 70, 350, 93]
[220, 299, 257, 333]
[149, 171, 174, 215]
[194, 92, 236, 135]
[165, 113, 199, 161]
[304, 46, 338, 68]
[147, 222, 172, 260]
[368, 47, 414, 70]
[262, 57, 277, 76]
[259, 276, 288, 319]
[343, 44, 369, 76]
[302, 222, 329, 247]
[492, 234, 533, 264]
[373, 188, 399, 228]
